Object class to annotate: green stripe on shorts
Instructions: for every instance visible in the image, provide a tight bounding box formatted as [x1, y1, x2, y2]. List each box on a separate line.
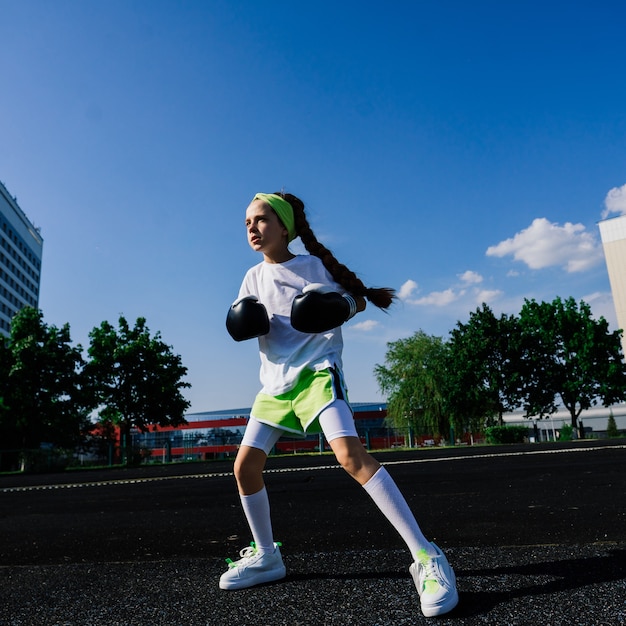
[251, 367, 351, 434]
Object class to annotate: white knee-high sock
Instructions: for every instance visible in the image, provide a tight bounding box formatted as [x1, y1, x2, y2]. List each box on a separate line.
[240, 487, 275, 554]
[362, 466, 436, 558]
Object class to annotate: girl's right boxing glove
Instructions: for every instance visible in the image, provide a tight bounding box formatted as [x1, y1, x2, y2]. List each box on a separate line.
[226, 295, 270, 341]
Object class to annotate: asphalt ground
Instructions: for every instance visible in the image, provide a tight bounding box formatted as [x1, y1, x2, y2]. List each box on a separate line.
[1, 440, 625, 625]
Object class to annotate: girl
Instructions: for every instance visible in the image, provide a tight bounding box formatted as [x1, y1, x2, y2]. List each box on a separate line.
[221, 191, 458, 618]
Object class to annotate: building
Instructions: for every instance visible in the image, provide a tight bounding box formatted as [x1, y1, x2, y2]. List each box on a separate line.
[122, 400, 626, 464]
[84, 399, 626, 468]
[599, 214, 626, 354]
[130, 403, 403, 462]
[0, 181, 43, 337]
[504, 403, 626, 441]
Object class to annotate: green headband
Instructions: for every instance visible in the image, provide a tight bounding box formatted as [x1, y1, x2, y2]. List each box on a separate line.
[253, 193, 297, 242]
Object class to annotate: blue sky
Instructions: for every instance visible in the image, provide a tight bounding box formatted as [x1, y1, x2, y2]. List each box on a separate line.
[2, 0, 626, 412]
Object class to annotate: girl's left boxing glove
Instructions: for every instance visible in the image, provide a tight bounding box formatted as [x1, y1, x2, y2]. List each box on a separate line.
[290, 283, 358, 333]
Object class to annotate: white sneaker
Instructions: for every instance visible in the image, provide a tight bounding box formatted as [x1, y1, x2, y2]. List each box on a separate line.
[409, 542, 459, 617]
[219, 542, 286, 590]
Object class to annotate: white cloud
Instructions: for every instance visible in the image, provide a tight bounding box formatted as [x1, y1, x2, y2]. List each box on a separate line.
[459, 270, 483, 284]
[474, 289, 503, 305]
[398, 279, 418, 300]
[399, 279, 459, 307]
[350, 319, 379, 332]
[602, 183, 626, 219]
[413, 288, 459, 307]
[399, 274, 495, 310]
[486, 217, 603, 273]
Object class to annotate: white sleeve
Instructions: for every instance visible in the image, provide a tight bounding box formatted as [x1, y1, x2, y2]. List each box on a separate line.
[236, 266, 259, 301]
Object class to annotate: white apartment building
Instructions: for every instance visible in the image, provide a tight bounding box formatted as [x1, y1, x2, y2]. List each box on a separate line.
[0, 181, 43, 337]
[599, 214, 626, 355]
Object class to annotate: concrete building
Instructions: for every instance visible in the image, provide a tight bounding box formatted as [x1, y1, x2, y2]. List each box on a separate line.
[0, 181, 43, 338]
[121, 401, 625, 464]
[599, 214, 626, 354]
[504, 403, 626, 440]
[130, 403, 396, 461]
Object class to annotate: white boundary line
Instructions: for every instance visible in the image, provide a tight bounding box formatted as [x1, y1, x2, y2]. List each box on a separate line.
[2, 444, 625, 493]
[381, 443, 626, 467]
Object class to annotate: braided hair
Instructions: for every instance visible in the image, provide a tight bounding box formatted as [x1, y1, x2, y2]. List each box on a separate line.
[275, 191, 395, 310]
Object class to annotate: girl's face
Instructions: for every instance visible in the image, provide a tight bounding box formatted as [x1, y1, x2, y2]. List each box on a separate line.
[245, 200, 293, 263]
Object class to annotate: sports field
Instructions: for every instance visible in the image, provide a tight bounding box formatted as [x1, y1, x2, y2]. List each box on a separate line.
[1, 441, 625, 625]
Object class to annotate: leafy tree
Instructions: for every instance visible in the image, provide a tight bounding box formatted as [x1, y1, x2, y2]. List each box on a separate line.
[518, 297, 626, 429]
[0, 307, 87, 451]
[447, 304, 522, 428]
[85, 316, 190, 459]
[0, 333, 14, 449]
[375, 331, 450, 436]
[606, 413, 619, 438]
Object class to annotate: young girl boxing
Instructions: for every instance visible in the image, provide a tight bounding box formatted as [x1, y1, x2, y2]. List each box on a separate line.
[221, 191, 458, 618]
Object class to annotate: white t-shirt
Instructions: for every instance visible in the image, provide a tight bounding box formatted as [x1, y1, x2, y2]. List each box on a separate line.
[237, 254, 345, 396]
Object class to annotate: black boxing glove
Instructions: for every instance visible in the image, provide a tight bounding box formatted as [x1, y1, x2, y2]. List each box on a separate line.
[290, 283, 358, 333]
[226, 295, 270, 341]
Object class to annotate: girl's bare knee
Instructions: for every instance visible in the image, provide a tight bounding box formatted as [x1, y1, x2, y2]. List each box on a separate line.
[234, 446, 267, 495]
[331, 438, 380, 484]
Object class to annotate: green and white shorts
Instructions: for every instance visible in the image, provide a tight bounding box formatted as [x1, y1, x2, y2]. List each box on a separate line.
[251, 367, 351, 434]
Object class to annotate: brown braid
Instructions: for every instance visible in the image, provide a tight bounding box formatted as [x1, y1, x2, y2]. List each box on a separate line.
[274, 191, 395, 310]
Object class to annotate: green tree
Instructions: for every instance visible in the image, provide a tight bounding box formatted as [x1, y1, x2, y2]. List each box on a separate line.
[606, 413, 619, 438]
[375, 331, 450, 436]
[0, 333, 14, 449]
[85, 316, 191, 460]
[518, 297, 626, 429]
[0, 307, 87, 451]
[447, 304, 522, 428]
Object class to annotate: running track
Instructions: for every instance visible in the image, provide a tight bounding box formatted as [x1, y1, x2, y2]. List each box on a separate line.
[1, 440, 625, 624]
